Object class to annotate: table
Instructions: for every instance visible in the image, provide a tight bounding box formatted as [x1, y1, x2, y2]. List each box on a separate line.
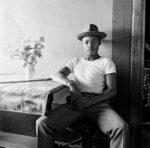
[0, 79, 66, 115]
[0, 79, 68, 136]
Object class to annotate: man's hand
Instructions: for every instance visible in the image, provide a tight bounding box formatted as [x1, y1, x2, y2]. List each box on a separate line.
[66, 81, 82, 106]
[76, 97, 91, 109]
[67, 81, 82, 98]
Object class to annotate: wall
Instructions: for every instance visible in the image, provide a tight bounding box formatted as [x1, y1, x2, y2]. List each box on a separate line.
[0, 0, 113, 79]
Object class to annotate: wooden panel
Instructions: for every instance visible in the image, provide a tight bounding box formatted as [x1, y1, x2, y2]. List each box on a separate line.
[112, 0, 145, 148]
[0, 111, 40, 137]
[129, 0, 145, 147]
[0, 111, 2, 131]
[112, 0, 133, 121]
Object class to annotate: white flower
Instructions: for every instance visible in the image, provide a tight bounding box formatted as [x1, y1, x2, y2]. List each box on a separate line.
[9, 36, 45, 67]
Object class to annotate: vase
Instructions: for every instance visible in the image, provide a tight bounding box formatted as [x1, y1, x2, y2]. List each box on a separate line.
[25, 63, 35, 80]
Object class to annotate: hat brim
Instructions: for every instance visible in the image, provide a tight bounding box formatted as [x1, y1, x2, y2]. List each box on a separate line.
[77, 32, 107, 41]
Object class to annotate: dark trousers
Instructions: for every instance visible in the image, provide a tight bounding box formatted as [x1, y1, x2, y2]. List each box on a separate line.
[36, 96, 129, 148]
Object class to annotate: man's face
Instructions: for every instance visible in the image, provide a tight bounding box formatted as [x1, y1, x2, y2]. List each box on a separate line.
[82, 36, 101, 56]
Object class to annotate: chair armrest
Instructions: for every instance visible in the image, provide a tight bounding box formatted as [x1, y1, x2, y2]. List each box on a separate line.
[44, 86, 69, 115]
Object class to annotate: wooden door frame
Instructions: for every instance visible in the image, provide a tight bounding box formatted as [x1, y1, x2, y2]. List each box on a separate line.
[130, 0, 145, 147]
[112, 0, 145, 148]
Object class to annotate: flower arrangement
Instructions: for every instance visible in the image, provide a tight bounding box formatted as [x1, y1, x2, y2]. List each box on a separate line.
[9, 36, 45, 67]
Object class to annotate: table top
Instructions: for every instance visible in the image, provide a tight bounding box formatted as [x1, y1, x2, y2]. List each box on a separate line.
[0, 79, 65, 115]
[0, 79, 64, 97]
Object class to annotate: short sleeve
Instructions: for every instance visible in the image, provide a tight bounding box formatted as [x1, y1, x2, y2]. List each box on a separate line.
[103, 58, 116, 74]
[66, 58, 79, 73]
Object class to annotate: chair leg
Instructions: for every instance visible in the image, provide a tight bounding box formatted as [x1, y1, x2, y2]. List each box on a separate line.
[81, 131, 93, 148]
[63, 133, 92, 148]
[60, 138, 82, 148]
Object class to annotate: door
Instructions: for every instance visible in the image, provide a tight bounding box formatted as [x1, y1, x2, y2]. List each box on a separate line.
[112, 0, 145, 148]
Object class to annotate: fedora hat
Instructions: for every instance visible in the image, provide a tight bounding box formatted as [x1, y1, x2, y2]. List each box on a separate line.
[77, 24, 107, 41]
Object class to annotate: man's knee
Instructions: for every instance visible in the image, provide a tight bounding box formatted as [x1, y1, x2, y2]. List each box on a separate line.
[114, 120, 129, 139]
[120, 120, 129, 132]
[36, 116, 47, 128]
[36, 116, 49, 135]
[36, 116, 57, 136]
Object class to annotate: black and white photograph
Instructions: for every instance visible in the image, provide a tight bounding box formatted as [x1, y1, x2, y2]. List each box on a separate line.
[0, 0, 148, 148]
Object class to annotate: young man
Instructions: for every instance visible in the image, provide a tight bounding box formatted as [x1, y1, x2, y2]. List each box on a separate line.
[36, 24, 129, 148]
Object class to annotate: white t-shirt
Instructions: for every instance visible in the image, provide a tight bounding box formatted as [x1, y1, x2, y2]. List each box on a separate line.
[66, 57, 116, 94]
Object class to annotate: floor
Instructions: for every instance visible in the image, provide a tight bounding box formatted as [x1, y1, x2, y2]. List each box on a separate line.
[1, 130, 150, 148]
[0, 131, 81, 148]
[0, 131, 37, 148]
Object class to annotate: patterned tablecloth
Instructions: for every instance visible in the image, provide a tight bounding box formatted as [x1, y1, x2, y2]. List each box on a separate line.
[0, 80, 64, 115]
